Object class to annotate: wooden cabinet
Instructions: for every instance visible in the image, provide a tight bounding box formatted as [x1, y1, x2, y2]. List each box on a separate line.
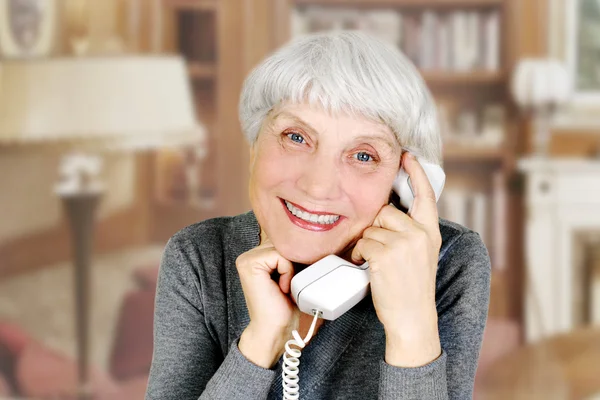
[150, 0, 273, 240]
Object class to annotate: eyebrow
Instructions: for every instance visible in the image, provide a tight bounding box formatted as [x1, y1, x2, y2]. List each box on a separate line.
[272, 110, 399, 151]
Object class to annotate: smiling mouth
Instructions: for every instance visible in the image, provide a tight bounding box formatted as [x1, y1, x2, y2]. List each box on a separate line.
[282, 199, 341, 225]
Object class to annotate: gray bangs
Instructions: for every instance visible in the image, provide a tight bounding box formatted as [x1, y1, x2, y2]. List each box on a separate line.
[238, 30, 442, 164]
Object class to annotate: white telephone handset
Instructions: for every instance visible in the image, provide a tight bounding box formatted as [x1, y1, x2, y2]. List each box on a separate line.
[290, 157, 446, 320]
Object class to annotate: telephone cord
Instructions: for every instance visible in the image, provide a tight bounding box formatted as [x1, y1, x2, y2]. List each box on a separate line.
[282, 310, 321, 400]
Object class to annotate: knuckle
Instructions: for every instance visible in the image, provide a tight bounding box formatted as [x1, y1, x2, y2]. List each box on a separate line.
[235, 254, 247, 269]
[363, 226, 376, 237]
[433, 233, 442, 249]
[390, 235, 405, 248]
[408, 229, 429, 247]
[415, 228, 429, 240]
[356, 238, 365, 249]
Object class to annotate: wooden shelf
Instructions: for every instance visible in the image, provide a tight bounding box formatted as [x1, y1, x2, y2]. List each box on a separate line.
[187, 62, 217, 80]
[294, 0, 503, 7]
[443, 145, 505, 163]
[164, 0, 217, 11]
[421, 70, 506, 85]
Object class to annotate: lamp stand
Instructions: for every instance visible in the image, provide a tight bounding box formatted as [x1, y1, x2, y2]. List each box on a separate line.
[61, 192, 102, 400]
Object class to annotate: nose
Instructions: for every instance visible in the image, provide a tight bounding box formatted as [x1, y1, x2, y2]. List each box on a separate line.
[295, 153, 342, 201]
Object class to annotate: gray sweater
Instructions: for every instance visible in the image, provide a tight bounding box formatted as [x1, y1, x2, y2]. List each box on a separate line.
[145, 210, 491, 400]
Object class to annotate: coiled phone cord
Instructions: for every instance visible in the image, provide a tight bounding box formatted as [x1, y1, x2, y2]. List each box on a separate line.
[282, 310, 322, 400]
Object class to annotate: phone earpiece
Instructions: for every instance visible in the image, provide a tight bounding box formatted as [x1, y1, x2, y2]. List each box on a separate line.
[392, 157, 446, 212]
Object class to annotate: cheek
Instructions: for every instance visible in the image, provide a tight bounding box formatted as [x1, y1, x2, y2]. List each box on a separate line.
[345, 173, 395, 218]
[250, 143, 301, 192]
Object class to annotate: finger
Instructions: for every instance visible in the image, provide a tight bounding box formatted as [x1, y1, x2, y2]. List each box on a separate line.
[362, 226, 398, 245]
[277, 257, 295, 294]
[372, 204, 413, 232]
[351, 237, 385, 264]
[401, 152, 439, 225]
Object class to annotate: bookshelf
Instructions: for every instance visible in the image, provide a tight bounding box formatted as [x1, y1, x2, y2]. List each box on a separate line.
[294, 0, 504, 7]
[443, 145, 505, 163]
[165, 0, 217, 10]
[421, 70, 506, 85]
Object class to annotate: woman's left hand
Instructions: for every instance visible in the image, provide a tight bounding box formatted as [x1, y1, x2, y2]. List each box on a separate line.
[351, 152, 443, 368]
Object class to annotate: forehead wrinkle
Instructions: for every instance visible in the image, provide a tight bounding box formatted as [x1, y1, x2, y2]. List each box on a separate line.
[352, 134, 399, 154]
[271, 110, 320, 137]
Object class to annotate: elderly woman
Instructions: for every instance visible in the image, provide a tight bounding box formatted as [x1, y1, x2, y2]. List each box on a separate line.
[145, 31, 490, 400]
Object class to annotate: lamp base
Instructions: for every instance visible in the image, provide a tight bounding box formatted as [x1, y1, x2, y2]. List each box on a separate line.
[61, 191, 102, 400]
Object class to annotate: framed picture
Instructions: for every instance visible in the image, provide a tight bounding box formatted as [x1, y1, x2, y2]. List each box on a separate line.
[0, 0, 59, 58]
[548, 0, 600, 127]
[566, 0, 600, 102]
[565, 0, 600, 103]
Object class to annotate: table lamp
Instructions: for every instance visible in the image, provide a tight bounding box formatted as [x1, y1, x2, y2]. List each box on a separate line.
[511, 58, 571, 156]
[0, 55, 205, 399]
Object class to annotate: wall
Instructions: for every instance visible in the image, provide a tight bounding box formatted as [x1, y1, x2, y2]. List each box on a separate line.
[0, 153, 135, 243]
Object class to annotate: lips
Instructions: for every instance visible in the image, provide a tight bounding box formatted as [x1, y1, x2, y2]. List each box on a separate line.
[280, 198, 343, 232]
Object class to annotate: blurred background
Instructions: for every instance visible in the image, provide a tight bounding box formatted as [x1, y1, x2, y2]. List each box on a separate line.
[0, 0, 599, 399]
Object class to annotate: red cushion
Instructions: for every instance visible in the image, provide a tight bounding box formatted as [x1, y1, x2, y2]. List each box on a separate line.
[133, 264, 160, 290]
[0, 322, 31, 357]
[109, 290, 155, 380]
[0, 341, 18, 395]
[15, 342, 119, 399]
[473, 318, 521, 399]
[477, 319, 520, 373]
[0, 373, 11, 396]
[98, 375, 148, 400]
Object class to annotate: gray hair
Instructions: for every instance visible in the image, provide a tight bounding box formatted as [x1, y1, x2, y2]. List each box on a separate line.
[238, 30, 442, 164]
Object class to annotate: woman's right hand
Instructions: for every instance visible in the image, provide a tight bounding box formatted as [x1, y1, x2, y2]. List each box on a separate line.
[236, 237, 299, 369]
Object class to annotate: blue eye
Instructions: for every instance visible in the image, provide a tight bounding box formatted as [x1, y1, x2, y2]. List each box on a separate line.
[355, 152, 373, 162]
[287, 132, 305, 144]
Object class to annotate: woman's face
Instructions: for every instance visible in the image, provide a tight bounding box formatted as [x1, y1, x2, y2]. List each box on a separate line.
[249, 102, 402, 265]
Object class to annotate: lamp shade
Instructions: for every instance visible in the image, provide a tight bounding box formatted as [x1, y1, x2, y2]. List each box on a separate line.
[0, 56, 204, 150]
[511, 58, 572, 109]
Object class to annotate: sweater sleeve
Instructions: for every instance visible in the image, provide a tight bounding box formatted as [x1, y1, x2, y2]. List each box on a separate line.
[145, 236, 277, 400]
[377, 231, 491, 400]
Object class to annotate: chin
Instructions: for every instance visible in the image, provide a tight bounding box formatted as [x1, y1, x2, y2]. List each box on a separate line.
[273, 240, 331, 265]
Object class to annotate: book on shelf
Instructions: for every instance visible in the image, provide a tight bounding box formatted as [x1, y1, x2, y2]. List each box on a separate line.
[436, 15, 450, 70]
[291, 6, 501, 73]
[438, 188, 499, 263]
[492, 171, 506, 271]
[439, 189, 468, 227]
[437, 101, 505, 149]
[483, 10, 500, 71]
[358, 9, 403, 47]
[470, 191, 488, 247]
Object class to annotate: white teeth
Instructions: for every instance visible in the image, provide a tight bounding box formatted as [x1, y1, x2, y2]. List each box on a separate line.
[284, 200, 340, 225]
